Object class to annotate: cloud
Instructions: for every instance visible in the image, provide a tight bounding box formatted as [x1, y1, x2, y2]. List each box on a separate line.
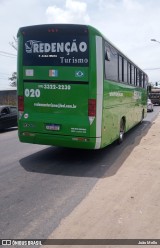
[122, 0, 143, 10]
[1, 0, 160, 88]
[46, 0, 90, 24]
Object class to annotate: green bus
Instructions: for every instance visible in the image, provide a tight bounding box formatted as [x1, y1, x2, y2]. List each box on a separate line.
[17, 24, 148, 149]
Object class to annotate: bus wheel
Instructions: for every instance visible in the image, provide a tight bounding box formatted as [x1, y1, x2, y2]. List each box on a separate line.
[140, 110, 144, 123]
[118, 119, 125, 144]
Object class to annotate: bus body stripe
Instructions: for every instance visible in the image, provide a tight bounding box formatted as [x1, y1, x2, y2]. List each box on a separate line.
[95, 36, 103, 149]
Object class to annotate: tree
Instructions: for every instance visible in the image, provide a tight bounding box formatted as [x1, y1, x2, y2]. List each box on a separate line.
[9, 72, 17, 87]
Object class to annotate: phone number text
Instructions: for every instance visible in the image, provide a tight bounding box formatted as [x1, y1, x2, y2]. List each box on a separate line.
[38, 84, 71, 90]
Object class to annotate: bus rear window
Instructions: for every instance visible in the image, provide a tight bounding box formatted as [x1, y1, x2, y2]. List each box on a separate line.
[22, 25, 89, 67]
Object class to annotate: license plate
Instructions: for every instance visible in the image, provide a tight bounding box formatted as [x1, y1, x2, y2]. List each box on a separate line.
[46, 124, 60, 131]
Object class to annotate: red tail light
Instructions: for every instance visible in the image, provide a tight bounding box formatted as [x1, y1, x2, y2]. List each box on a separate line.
[18, 95, 24, 111]
[88, 99, 96, 117]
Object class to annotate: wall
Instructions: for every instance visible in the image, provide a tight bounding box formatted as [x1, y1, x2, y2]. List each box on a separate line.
[0, 90, 17, 106]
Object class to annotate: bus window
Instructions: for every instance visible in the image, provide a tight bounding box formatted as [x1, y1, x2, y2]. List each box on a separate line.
[23, 26, 89, 67]
[137, 69, 140, 86]
[118, 55, 123, 82]
[131, 65, 134, 85]
[134, 67, 137, 86]
[139, 71, 143, 87]
[124, 59, 127, 83]
[144, 74, 148, 88]
[142, 73, 147, 88]
[104, 43, 118, 81]
[128, 63, 131, 84]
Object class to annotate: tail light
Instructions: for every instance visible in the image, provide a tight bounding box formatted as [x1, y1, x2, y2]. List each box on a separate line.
[18, 95, 24, 111]
[88, 99, 96, 117]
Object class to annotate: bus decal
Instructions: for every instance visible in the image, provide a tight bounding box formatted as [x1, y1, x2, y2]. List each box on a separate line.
[75, 70, 84, 78]
[89, 117, 95, 125]
[60, 57, 88, 64]
[23, 29, 89, 67]
[25, 40, 87, 55]
[49, 69, 58, 77]
[25, 69, 34, 76]
[42, 84, 71, 90]
[71, 128, 87, 134]
[34, 102, 77, 109]
[133, 91, 142, 100]
[109, 92, 124, 97]
[25, 40, 41, 53]
[25, 89, 40, 98]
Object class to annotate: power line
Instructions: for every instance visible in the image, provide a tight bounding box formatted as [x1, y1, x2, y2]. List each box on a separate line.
[143, 68, 160, 70]
[0, 51, 16, 56]
[0, 53, 16, 58]
[0, 72, 10, 76]
[0, 50, 17, 59]
[0, 77, 8, 80]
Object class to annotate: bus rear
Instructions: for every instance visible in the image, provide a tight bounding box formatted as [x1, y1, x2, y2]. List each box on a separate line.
[17, 24, 100, 149]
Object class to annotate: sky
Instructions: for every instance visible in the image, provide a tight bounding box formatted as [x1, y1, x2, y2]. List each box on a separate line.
[0, 0, 160, 89]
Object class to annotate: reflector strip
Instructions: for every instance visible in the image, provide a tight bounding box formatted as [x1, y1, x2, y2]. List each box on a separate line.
[95, 36, 103, 149]
[88, 99, 96, 117]
[18, 95, 24, 112]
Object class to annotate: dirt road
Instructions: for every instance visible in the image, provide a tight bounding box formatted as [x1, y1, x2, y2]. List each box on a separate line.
[44, 114, 160, 247]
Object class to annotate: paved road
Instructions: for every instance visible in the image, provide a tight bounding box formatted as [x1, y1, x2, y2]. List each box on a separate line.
[0, 106, 160, 240]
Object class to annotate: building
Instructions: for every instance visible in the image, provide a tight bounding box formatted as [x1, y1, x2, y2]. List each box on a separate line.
[0, 88, 17, 105]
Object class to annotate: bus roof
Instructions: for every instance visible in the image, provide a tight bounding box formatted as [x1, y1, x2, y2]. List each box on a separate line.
[18, 23, 147, 77]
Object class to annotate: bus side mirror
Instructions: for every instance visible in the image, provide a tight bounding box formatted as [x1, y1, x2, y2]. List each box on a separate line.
[105, 50, 111, 61]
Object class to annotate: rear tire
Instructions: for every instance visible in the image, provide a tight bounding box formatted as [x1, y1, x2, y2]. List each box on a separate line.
[118, 119, 125, 144]
[140, 110, 144, 123]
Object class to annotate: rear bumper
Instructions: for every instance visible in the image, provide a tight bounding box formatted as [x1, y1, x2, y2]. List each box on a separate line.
[19, 131, 98, 149]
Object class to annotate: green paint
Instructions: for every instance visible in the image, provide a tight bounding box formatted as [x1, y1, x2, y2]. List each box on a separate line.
[17, 24, 148, 149]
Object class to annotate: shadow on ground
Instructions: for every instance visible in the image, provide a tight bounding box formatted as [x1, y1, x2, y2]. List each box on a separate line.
[0, 127, 18, 133]
[20, 121, 151, 179]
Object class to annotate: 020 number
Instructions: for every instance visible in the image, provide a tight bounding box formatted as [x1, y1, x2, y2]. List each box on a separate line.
[25, 89, 41, 98]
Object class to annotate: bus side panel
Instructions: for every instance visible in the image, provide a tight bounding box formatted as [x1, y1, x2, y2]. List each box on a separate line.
[101, 80, 147, 148]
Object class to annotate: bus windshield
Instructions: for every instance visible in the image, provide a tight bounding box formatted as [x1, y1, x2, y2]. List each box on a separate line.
[22, 25, 89, 67]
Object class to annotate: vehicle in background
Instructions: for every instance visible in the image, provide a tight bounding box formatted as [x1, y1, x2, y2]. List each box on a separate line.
[147, 99, 154, 112]
[148, 88, 160, 105]
[0, 106, 17, 130]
